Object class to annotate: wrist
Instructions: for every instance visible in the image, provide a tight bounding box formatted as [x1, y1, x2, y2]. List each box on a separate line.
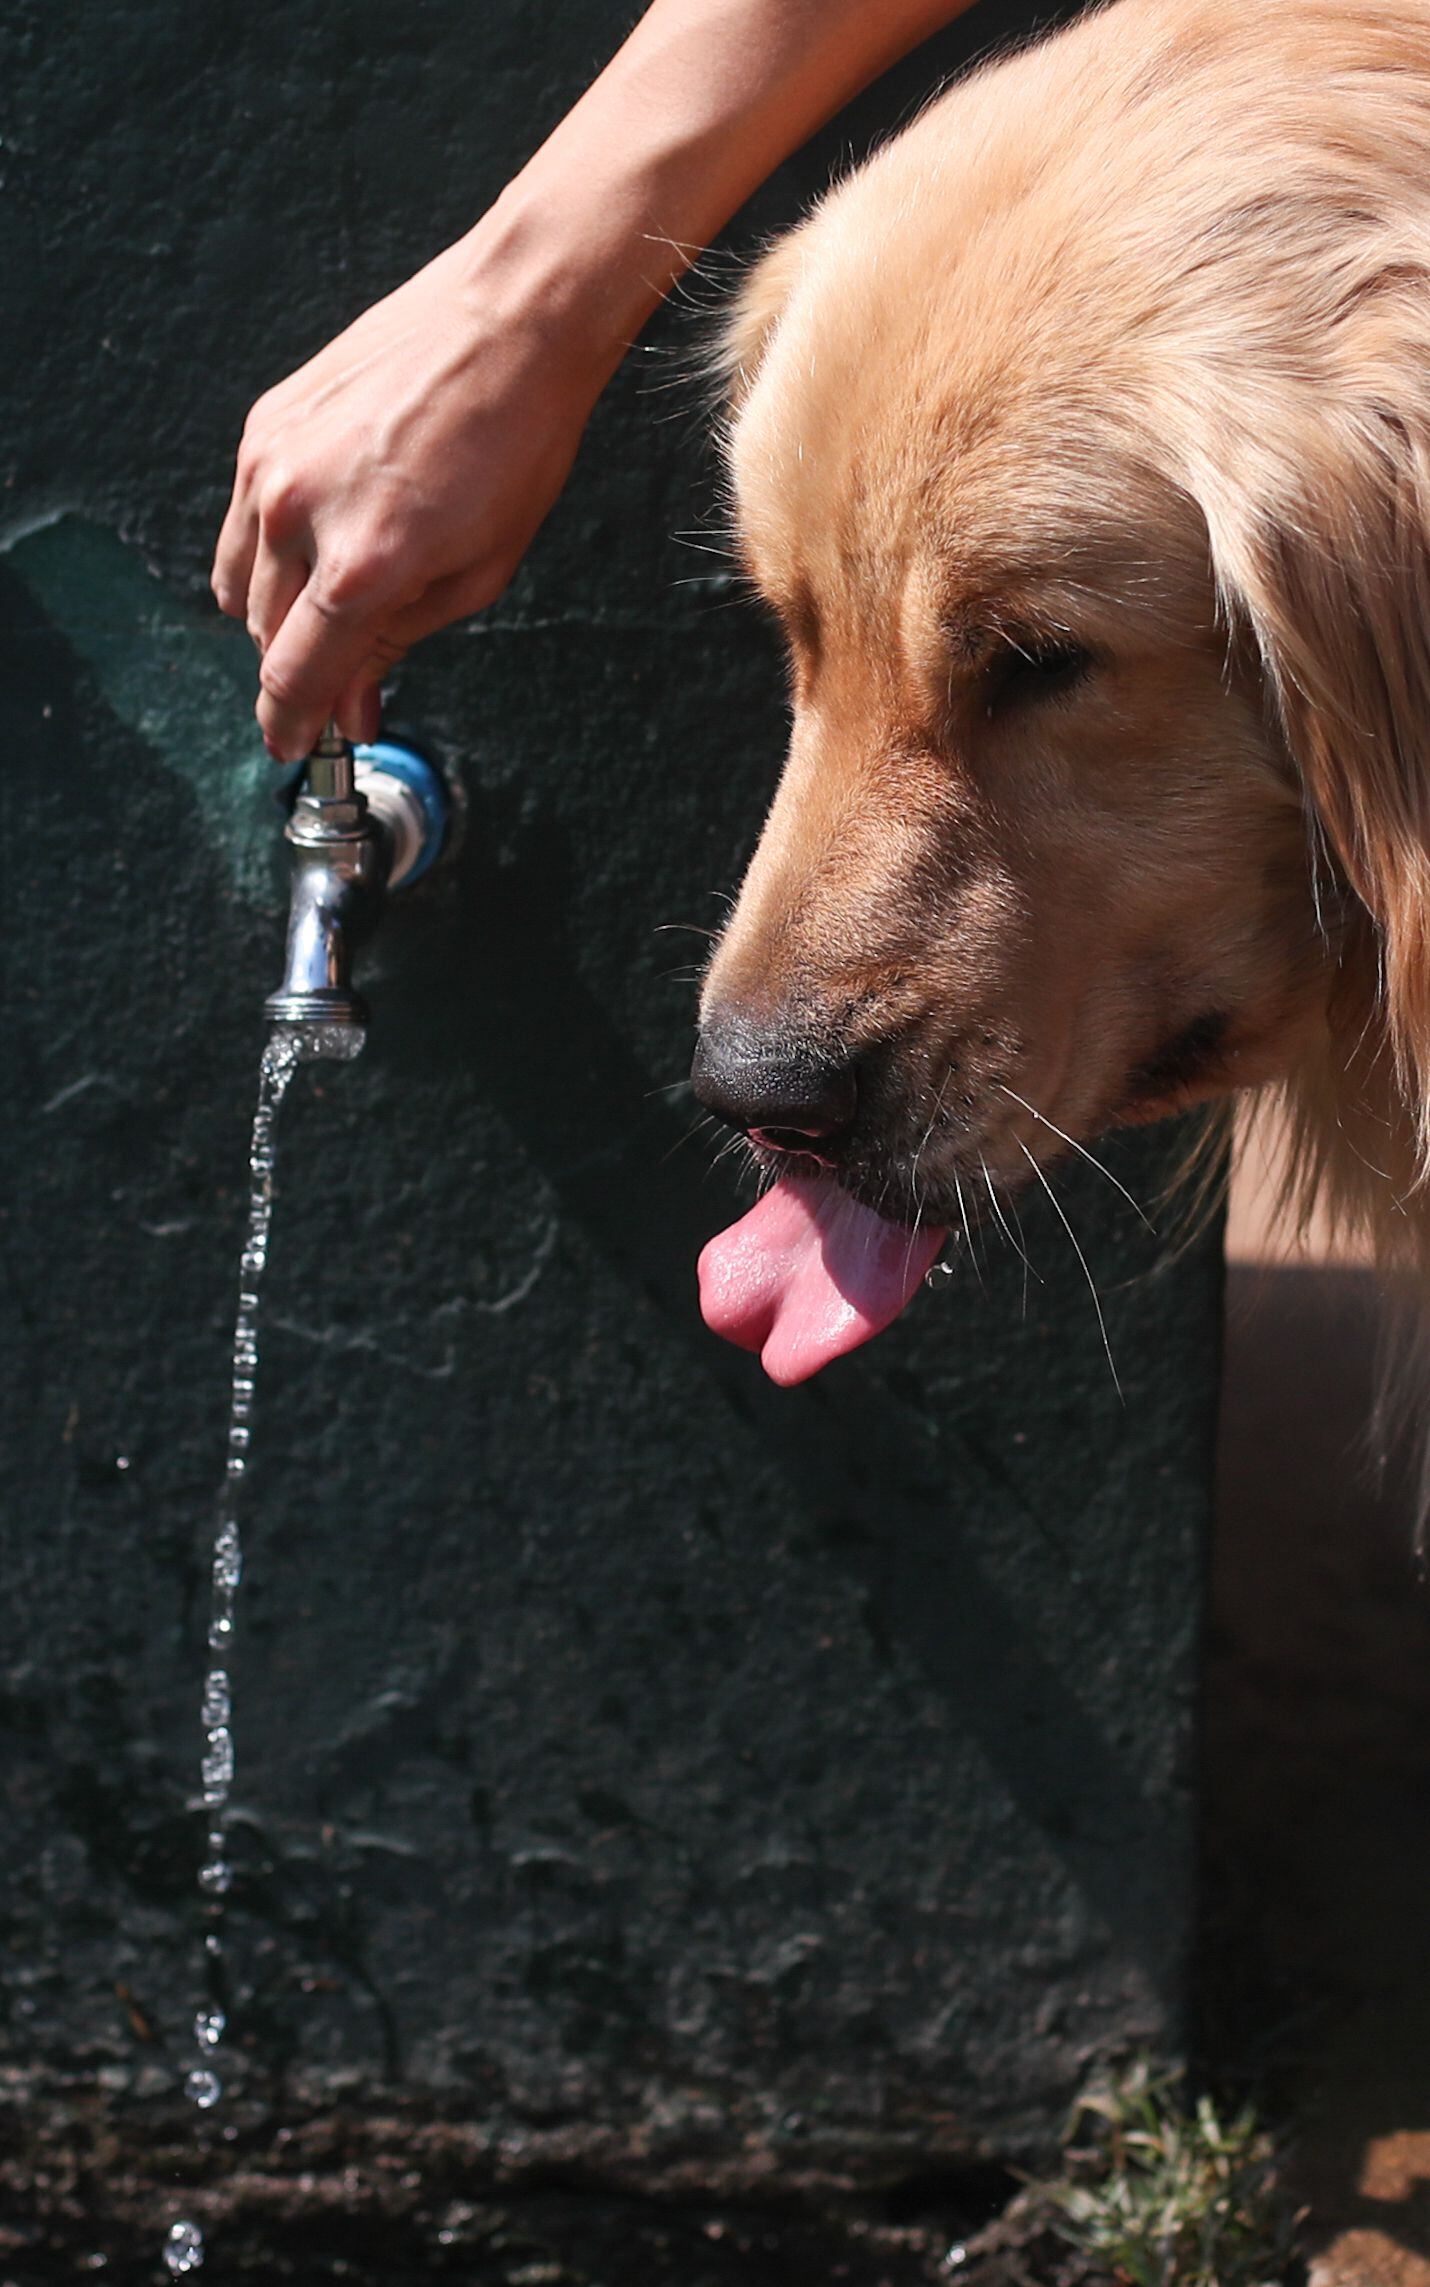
[446, 171, 671, 396]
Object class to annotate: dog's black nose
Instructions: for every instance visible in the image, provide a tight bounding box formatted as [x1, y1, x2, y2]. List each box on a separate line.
[691, 1017, 858, 1158]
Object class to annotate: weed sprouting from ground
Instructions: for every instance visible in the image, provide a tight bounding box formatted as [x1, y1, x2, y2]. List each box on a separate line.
[1033, 2062, 1300, 2287]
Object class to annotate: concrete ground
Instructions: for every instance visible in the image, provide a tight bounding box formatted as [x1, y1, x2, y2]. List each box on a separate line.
[0, 2090, 1092, 2286]
[1210, 1116, 1430, 2286]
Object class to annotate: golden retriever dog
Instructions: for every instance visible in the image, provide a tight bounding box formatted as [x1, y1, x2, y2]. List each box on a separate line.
[692, 0, 1430, 1394]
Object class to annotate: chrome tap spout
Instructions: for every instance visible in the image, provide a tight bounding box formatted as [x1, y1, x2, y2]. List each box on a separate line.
[265, 728, 386, 1035]
[264, 726, 447, 1054]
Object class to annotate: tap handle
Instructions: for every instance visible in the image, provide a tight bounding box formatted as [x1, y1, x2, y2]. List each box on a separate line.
[304, 720, 355, 804]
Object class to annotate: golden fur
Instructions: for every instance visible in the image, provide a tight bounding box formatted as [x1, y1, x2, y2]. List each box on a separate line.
[700, 0, 1430, 1354]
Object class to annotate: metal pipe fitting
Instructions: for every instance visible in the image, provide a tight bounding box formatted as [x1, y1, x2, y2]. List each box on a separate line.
[264, 725, 447, 1053]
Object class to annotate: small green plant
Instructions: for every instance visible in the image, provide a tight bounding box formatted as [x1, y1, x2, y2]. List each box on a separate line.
[1037, 2060, 1298, 2287]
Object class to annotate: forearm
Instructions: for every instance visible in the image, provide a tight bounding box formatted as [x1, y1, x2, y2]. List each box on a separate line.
[219, 0, 984, 758]
[450, 0, 982, 375]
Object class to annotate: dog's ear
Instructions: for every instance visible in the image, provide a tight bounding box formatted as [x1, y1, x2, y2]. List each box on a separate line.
[1194, 366, 1430, 1168]
[714, 227, 811, 412]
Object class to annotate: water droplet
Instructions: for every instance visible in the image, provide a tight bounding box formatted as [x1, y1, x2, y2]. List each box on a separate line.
[185, 2067, 222, 2109]
[212, 1523, 242, 1591]
[201, 1729, 234, 1803]
[198, 1857, 232, 1896]
[201, 1671, 230, 1728]
[194, 2007, 225, 2050]
[163, 2220, 205, 2274]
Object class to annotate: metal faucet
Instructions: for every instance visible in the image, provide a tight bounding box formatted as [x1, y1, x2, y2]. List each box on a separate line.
[265, 724, 447, 1053]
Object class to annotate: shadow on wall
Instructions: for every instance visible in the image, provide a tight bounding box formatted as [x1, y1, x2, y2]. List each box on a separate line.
[1208, 1163, 1430, 2284]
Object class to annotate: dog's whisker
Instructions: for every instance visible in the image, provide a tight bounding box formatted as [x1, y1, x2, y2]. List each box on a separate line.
[638, 371, 718, 404]
[666, 587, 768, 621]
[904, 1069, 954, 1287]
[1014, 1137, 1123, 1402]
[901, 1195, 927, 1290]
[669, 533, 737, 561]
[659, 1113, 718, 1168]
[980, 1152, 1042, 1291]
[997, 1083, 1156, 1234]
[710, 1128, 771, 1190]
[953, 1172, 985, 1290]
[681, 591, 766, 617]
[1011, 1205, 1035, 1319]
[908, 1068, 954, 1216]
[668, 574, 747, 595]
[1005, 1183, 1038, 1322]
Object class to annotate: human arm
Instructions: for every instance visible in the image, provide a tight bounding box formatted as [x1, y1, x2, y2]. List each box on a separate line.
[212, 0, 983, 762]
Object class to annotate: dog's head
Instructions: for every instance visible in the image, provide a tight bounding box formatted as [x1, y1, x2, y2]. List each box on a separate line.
[694, 3, 1430, 1380]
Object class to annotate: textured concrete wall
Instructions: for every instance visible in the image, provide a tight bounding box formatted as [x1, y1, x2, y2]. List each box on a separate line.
[0, 0, 1218, 2184]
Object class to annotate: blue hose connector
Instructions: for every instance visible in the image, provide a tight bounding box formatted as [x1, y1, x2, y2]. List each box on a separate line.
[353, 738, 448, 888]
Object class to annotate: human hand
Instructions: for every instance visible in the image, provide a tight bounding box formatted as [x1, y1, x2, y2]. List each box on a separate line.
[212, 223, 613, 762]
[212, 0, 989, 763]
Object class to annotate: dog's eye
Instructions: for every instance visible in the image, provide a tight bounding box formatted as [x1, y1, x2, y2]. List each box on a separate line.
[984, 635, 1094, 714]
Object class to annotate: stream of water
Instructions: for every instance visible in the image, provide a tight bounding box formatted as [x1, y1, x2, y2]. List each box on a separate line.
[163, 1025, 309, 2278]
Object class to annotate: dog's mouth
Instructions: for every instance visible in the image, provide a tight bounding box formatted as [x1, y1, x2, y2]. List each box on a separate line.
[695, 994, 1242, 1381]
[696, 1166, 946, 1385]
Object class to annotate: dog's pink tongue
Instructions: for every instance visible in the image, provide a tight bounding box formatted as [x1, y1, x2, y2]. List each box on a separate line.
[698, 1171, 946, 1385]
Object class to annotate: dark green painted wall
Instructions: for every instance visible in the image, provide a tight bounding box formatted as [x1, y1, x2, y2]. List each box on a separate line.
[0, 0, 1218, 2186]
